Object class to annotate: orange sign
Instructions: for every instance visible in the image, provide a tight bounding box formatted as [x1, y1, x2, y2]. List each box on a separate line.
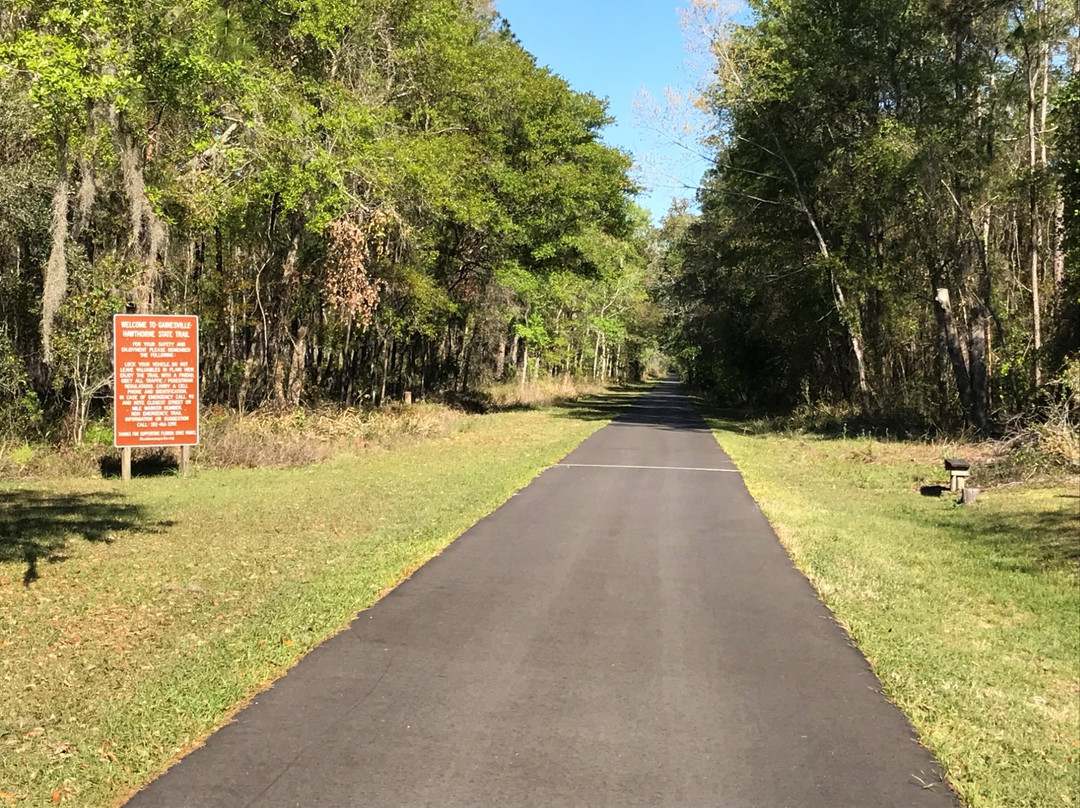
[113, 315, 199, 447]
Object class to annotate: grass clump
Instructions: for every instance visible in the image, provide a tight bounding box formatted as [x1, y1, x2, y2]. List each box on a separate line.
[195, 402, 463, 470]
[0, 403, 466, 480]
[484, 377, 612, 410]
[705, 417, 1079, 808]
[0, 403, 614, 807]
[718, 395, 1078, 490]
[0, 382, 613, 482]
[977, 409, 1080, 487]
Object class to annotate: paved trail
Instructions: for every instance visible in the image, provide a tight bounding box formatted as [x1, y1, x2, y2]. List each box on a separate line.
[129, 380, 956, 807]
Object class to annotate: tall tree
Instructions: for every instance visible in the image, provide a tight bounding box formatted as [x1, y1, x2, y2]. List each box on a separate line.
[660, 0, 1078, 430]
[0, 0, 653, 441]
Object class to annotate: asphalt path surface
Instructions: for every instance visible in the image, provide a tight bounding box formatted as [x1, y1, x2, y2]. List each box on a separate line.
[128, 379, 957, 807]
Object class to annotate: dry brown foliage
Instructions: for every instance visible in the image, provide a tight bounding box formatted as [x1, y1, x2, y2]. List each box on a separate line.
[323, 207, 407, 328]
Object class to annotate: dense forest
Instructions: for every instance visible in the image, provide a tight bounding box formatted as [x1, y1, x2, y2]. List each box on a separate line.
[661, 0, 1079, 433]
[2, 0, 1078, 447]
[0, 0, 659, 443]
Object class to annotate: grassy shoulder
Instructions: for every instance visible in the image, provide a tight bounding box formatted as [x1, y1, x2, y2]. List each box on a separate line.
[0, 394, 630, 807]
[705, 418, 1079, 808]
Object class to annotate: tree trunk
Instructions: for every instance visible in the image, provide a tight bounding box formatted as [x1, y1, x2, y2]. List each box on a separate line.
[1030, 213, 1042, 388]
[1052, 196, 1066, 300]
[935, 287, 978, 428]
[1074, 4, 1080, 75]
[455, 318, 470, 391]
[238, 337, 258, 416]
[775, 136, 871, 409]
[271, 235, 301, 408]
[272, 348, 288, 409]
[827, 269, 871, 411]
[287, 324, 309, 407]
[1028, 30, 1043, 388]
[379, 336, 392, 405]
[339, 317, 353, 404]
[460, 328, 475, 392]
[495, 337, 506, 379]
[41, 143, 69, 364]
[1039, 34, 1050, 167]
[967, 302, 991, 433]
[117, 119, 164, 314]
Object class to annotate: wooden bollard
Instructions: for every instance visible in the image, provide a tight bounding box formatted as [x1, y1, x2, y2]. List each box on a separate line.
[404, 391, 412, 405]
[944, 458, 971, 492]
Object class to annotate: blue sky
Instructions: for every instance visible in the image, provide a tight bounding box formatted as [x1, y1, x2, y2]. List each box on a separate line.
[495, 1, 714, 223]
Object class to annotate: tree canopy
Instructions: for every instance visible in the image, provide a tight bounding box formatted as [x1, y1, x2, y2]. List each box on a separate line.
[660, 0, 1079, 432]
[0, 0, 659, 441]
[5, 0, 1076, 443]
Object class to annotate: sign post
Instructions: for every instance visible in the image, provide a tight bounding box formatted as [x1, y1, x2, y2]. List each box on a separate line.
[113, 315, 200, 480]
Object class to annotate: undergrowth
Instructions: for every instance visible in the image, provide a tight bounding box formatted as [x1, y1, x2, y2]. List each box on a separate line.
[195, 403, 463, 469]
[455, 377, 613, 412]
[709, 398, 1078, 489]
[0, 380, 616, 480]
[0, 404, 462, 480]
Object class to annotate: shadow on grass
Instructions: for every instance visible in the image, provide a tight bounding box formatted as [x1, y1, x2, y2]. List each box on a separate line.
[693, 398, 944, 442]
[698, 400, 1079, 576]
[551, 382, 657, 422]
[99, 448, 180, 479]
[444, 381, 658, 418]
[956, 503, 1080, 577]
[550, 379, 766, 435]
[0, 490, 172, 584]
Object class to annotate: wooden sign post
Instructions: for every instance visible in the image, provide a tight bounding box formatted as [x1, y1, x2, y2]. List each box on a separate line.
[113, 315, 200, 480]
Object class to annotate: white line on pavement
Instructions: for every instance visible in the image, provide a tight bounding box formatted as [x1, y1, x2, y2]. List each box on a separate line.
[555, 463, 740, 473]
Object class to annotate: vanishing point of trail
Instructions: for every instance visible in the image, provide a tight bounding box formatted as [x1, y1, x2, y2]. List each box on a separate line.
[128, 380, 957, 807]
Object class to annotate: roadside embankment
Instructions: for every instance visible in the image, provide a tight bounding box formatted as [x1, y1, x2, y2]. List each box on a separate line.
[0, 386, 641, 807]
[706, 417, 1079, 808]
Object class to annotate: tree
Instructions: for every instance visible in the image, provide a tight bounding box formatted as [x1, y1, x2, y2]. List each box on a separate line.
[659, 0, 1078, 431]
[0, 0, 651, 442]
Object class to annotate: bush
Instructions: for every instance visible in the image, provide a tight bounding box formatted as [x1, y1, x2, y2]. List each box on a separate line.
[485, 377, 610, 410]
[193, 403, 464, 470]
[0, 331, 44, 440]
[0, 383, 621, 479]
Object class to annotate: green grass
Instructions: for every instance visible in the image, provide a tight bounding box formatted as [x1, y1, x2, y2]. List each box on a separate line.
[705, 418, 1080, 808]
[0, 402, 622, 807]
